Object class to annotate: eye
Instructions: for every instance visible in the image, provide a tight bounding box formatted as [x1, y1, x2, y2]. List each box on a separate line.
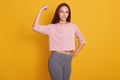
[60, 11, 63, 13]
[66, 11, 69, 13]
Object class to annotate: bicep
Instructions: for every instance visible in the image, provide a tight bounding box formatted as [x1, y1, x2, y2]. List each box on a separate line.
[33, 24, 51, 35]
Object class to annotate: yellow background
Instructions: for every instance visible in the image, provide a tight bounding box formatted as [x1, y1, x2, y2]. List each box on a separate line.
[0, 0, 120, 80]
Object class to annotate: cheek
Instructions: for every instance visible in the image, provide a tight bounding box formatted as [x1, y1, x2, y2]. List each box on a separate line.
[65, 13, 69, 18]
[59, 13, 63, 17]
[66, 13, 69, 16]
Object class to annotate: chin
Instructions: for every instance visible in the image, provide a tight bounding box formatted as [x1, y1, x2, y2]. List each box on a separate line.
[61, 19, 67, 21]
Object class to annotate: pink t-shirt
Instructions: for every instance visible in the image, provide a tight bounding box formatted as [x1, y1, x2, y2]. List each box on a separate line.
[33, 22, 85, 51]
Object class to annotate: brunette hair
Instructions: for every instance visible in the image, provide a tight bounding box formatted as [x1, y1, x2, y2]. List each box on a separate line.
[51, 3, 71, 24]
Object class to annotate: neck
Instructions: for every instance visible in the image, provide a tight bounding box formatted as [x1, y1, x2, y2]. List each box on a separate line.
[58, 20, 67, 24]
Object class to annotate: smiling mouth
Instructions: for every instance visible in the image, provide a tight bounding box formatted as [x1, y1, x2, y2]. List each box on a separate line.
[62, 17, 66, 18]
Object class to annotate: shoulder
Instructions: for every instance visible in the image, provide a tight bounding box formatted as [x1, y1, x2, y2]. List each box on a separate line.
[46, 23, 56, 28]
[47, 23, 54, 26]
[69, 22, 79, 29]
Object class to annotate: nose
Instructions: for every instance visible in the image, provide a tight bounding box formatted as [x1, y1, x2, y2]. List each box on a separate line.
[63, 12, 66, 16]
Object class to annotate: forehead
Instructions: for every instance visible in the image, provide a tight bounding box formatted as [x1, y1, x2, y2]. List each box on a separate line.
[59, 6, 69, 11]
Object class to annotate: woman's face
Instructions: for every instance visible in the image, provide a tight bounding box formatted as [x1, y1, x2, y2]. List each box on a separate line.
[58, 6, 69, 22]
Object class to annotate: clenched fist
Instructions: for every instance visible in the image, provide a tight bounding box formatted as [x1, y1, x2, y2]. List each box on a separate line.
[40, 5, 48, 12]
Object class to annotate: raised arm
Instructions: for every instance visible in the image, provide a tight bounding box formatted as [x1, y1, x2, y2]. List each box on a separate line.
[32, 5, 48, 27]
[32, 5, 51, 35]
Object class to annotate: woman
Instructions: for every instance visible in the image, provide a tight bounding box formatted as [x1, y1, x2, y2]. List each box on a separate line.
[32, 3, 86, 80]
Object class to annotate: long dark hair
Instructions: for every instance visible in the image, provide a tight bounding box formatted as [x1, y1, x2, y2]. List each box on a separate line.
[51, 3, 71, 24]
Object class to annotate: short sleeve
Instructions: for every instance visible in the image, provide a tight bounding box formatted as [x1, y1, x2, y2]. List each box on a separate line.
[74, 24, 86, 45]
[33, 24, 52, 35]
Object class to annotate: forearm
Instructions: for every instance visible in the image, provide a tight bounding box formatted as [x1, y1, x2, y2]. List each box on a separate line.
[32, 10, 42, 28]
[74, 43, 85, 55]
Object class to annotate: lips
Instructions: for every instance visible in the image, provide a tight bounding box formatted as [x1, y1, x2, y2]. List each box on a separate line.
[62, 17, 66, 18]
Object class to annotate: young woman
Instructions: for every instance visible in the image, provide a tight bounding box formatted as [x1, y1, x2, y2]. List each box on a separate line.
[32, 3, 86, 80]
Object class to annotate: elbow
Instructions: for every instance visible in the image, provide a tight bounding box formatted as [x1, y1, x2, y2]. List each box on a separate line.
[83, 41, 86, 45]
[32, 25, 37, 31]
[81, 42, 85, 46]
[32, 26, 35, 31]
[80, 39, 86, 45]
[79, 41, 86, 46]
[32, 25, 40, 33]
[32, 26, 35, 29]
